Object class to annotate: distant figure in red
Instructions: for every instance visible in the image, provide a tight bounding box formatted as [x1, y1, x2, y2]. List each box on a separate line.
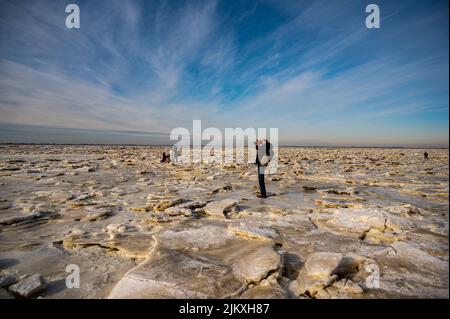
[424, 151, 428, 161]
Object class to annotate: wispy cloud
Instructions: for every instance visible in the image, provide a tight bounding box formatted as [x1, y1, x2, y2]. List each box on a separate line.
[0, 0, 448, 146]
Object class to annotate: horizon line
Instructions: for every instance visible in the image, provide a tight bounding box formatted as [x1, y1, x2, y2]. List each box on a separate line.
[0, 142, 448, 150]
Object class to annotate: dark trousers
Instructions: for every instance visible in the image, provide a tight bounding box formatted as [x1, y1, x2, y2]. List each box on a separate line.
[258, 165, 267, 198]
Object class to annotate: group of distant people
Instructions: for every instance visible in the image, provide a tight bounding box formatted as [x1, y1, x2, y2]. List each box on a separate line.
[160, 145, 179, 164]
[160, 152, 170, 163]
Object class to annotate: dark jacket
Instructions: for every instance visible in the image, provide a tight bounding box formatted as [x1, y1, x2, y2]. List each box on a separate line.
[256, 141, 271, 166]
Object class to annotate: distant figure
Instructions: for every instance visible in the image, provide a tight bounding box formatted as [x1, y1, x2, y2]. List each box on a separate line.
[255, 139, 272, 198]
[170, 145, 178, 164]
[424, 151, 429, 161]
[205, 146, 215, 164]
[160, 152, 170, 163]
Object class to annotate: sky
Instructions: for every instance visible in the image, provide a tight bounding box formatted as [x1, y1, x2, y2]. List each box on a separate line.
[0, 0, 448, 147]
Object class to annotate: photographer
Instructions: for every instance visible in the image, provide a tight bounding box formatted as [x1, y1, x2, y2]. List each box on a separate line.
[255, 139, 272, 198]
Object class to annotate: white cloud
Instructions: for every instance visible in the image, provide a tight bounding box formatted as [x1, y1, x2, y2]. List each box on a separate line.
[0, 0, 447, 147]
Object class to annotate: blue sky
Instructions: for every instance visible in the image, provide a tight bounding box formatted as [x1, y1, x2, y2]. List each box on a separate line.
[0, 0, 448, 146]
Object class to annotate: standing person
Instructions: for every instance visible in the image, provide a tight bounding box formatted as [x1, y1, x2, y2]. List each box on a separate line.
[207, 146, 215, 164]
[170, 145, 178, 164]
[255, 139, 272, 198]
[424, 151, 429, 161]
